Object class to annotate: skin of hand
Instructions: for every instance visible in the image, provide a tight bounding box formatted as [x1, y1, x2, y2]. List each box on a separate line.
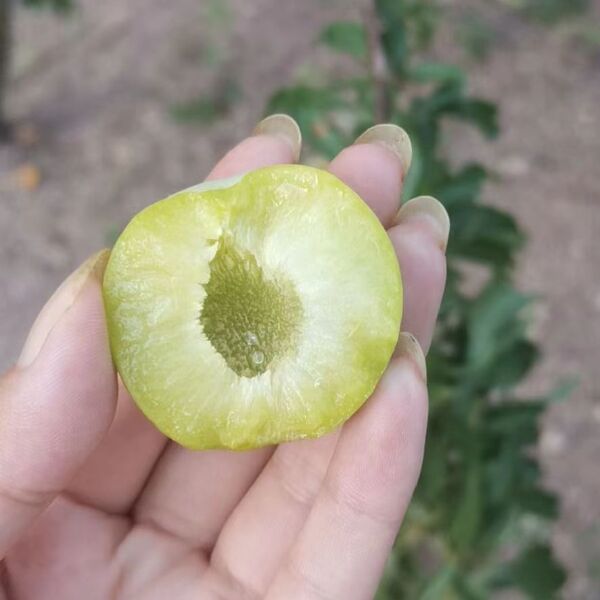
[0, 115, 448, 600]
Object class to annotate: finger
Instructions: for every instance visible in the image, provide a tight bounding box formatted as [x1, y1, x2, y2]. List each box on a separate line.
[328, 123, 411, 227]
[4, 496, 130, 599]
[66, 114, 302, 515]
[132, 115, 301, 547]
[390, 196, 449, 352]
[207, 126, 420, 593]
[135, 446, 273, 549]
[266, 335, 428, 600]
[66, 382, 166, 514]
[209, 432, 339, 597]
[206, 113, 301, 180]
[0, 251, 117, 558]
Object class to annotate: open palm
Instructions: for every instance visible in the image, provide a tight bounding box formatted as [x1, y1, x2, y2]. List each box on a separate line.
[0, 118, 447, 600]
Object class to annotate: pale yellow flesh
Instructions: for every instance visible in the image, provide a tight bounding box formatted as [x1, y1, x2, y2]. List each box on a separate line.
[103, 165, 403, 450]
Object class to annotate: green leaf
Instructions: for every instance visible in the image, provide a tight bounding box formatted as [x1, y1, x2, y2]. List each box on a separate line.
[410, 62, 465, 85]
[267, 85, 345, 129]
[319, 22, 367, 59]
[435, 164, 488, 207]
[467, 284, 531, 372]
[203, 0, 232, 27]
[447, 205, 524, 269]
[170, 81, 241, 124]
[521, 0, 589, 23]
[418, 428, 449, 504]
[487, 341, 539, 388]
[406, 0, 440, 49]
[22, 0, 73, 11]
[310, 126, 348, 157]
[421, 565, 456, 600]
[451, 99, 499, 138]
[485, 438, 519, 504]
[376, 0, 439, 52]
[517, 487, 559, 519]
[547, 377, 579, 402]
[170, 98, 219, 123]
[452, 574, 488, 600]
[488, 401, 546, 437]
[400, 132, 422, 202]
[375, 0, 406, 23]
[412, 81, 464, 119]
[493, 544, 567, 599]
[450, 448, 483, 551]
[520, 457, 543, 487]
[381, 25, 408, 76]
[411, 83, 498, 141]
[266, 85, 349, 158]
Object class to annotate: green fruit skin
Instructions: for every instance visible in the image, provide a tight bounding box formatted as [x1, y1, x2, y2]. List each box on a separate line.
[103, 165, 403, 450]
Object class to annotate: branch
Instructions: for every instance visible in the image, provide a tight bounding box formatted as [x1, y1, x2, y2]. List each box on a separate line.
[363, 4, 389, 122]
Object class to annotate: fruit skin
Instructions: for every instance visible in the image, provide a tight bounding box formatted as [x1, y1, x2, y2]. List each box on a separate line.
[103, 165, 403, 450]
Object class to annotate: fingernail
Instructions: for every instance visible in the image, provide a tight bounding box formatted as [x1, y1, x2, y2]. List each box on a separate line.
[354, 124, 412, 177]
[18, 249, 110, 368]
[394, 195, 450, 253]
[395, 333, 427, 381]
[252, 113, 302, 162]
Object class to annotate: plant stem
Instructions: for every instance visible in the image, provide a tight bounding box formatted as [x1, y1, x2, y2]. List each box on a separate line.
[363, 4, 390, 123]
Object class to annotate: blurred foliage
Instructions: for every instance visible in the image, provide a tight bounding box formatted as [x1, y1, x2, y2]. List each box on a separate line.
[21, 0, 73, 13]
[320, 21, 367, 58]
[169, 0, 240, 125]
[501, 0, 590, 23]
[267, 0, 568, 597]
[171, 79, 241, 124]
[203, 0, 232, 27]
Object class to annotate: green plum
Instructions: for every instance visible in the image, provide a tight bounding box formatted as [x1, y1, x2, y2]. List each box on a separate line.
[102, 165, 402, 450]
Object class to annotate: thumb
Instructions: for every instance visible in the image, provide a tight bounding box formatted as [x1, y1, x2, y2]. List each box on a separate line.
[0, 250, 117, 558]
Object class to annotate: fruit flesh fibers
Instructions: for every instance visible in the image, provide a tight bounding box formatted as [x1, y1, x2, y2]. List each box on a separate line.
[103, 165, 402, 450]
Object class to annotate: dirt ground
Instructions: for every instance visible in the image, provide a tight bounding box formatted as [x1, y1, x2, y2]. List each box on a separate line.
[0, 0, 599, 597]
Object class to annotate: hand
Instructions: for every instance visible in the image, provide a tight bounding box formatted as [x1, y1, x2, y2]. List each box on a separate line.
[0, 116, 448, 600]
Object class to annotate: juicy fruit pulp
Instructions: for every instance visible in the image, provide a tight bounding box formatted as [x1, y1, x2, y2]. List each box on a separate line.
[103, 165, 402, 450]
